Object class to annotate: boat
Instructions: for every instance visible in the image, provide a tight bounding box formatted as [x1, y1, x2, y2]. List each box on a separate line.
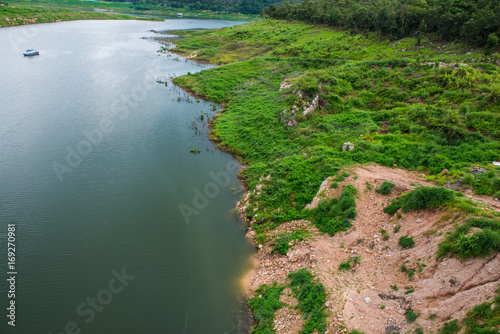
[23, 49, 39, 56]
[177, 13, 183, 17]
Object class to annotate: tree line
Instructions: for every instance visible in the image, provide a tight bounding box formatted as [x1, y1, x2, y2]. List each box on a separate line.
[108, 0, 283, 14]
[262, 0, 500, 46]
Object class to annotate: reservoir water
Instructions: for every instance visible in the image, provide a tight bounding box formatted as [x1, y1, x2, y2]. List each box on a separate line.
[0, 19, 254, 333]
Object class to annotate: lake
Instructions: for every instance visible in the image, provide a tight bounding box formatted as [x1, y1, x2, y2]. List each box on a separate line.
[0, 19, 254, 334]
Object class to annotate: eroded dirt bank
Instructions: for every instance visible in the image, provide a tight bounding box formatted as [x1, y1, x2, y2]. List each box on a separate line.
[239, 164, 500, 334]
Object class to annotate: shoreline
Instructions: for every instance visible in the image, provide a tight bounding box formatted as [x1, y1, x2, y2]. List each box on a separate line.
[162, 33, 261, 329]
[0, 9, 160, 29]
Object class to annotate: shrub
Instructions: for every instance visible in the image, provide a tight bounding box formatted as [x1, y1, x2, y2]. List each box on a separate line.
[399, 235, 415, 248]
[376, 181, 396, 195]
[385, 186, 455, 214]
[288, 269, 328, 333]
[405, 310, 418, 323]
[400, 186, 455, 212]
[338, 261, 351, 271]
[438, 320, 461, 334]
[271, 230, 308, 255]
[462, 173, 474, 186]
[339, 256, 361, 271]
[439, 218, 500, 258]
[313, 185, 357, 236]
[248, 282, 285, 334]
[384, 201, 402, 214]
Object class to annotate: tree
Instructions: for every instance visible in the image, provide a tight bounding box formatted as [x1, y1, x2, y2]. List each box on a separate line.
[485, 33, 499, 57]
[417, 19, 427, 45]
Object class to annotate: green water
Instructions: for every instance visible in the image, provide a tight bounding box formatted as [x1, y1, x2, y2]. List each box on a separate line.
[0, 19, 254, 334]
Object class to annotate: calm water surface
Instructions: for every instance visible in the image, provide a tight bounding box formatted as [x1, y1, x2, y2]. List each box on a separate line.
[0, 19, 254, 334]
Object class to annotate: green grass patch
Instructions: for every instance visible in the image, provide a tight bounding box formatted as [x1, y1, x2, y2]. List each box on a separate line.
[384, 186, 456, 214]
[248, 282, 285, 334]
[399, 235, 415, 248]
[338, 256, 361, 271]
[376, 181, 396, 195]
[310, 185, 357, 236]
[271, 229, 308, 255]
[288, 269, 328, 334]
[438, 217, 500, 258]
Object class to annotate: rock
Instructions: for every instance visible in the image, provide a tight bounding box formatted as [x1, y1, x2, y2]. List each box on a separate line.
[342, 142, 354, 152]
[469, 167, 487, 175]
[303, 94, 320, 116]
[279, 80, 293, 91]
[385, 325, 400, 334]
[440, 169, 448, 174]
[364, 297, 371, 303]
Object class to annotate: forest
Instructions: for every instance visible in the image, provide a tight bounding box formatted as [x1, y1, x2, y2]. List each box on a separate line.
[263, 0, 500, 46]
[107, 0, 282, 14]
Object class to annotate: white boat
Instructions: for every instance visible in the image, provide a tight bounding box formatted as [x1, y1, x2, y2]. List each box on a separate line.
[23, 49, 39, 56]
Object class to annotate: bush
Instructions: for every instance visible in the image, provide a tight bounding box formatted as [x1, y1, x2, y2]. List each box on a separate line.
[376, 181, 396, 195]
[400, 186, 455, 212]
[439, 218, 500, 258]
[405, 310, 418, 323]
[248, 282, 285, 334]
[313, 185, 357, 236]
[384, 201, 402, 214]
[438, 320, 461, 334]
[271, 230, 307, 255]
[385, 186, 455, 214]
[288, 269, 328, 333]
[462, 173, 474, 186]
[399, 235, 415, 248]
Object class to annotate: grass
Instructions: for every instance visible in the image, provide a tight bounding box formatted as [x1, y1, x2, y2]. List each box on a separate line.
[376, 181, 396, 195]
[271, 229, 308, 255]
[462, 286, 500, 333]
[399, 235, 415, 248]
[405, 309, 419, 323]
[168, 18, 500, 332]
[338, 256, 361, 271]
[384, 186, 456, 214]
[0, 2, 151, 26]
[310, 185, 358, 237]
[288, 269, 328, 334]
[248, 282, 285, 334]
[2, 0, 257, 23]
[438, 217, 500, 258]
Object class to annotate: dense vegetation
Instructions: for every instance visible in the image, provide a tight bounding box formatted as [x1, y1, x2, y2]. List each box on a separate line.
[383, 186, 456, 214]
[263, 0, 500, 47]
[167, 15, 500, 334]
[171, 19, 499, 249]
[106, 0, 279, 14]
[309, 184, 357, 236]
[248, 282, 285, 333]
[438, 217, 500, 258]
[288, 269, 328, 334]
[248, 269, 328, 334]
